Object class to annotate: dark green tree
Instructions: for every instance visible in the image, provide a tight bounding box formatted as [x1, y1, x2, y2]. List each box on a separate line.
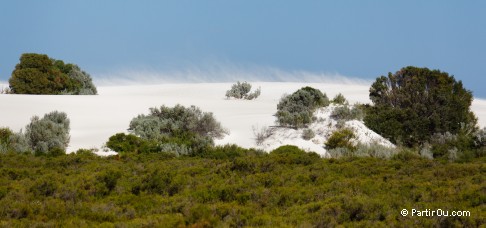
[8, 53, 97, 95]
[364, 66, 477, 147]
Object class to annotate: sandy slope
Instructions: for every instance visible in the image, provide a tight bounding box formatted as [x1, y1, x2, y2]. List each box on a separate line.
[257, 104, 396, 155]
[0, 82, 485, 154]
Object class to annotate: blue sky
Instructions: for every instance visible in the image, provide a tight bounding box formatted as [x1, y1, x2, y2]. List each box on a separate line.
[1, 1, 485, 97]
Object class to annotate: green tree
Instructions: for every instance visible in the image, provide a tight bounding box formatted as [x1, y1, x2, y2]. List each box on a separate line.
[8, 53, 97, 95]
[365, 66, 477, 147]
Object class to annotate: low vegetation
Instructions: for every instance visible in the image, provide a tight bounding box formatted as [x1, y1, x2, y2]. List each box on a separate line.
[1, 65, 485, 226]
[0, 147, 484, 227]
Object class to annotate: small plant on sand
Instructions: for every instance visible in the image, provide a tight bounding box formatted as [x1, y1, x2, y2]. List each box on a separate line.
[226, 81, 261, 100]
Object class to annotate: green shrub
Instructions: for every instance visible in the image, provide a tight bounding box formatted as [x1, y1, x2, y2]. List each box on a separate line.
[30, 175, 59, 197]
[198, 144, 264, 159]
[106, 133, 145, 154]
[276, 87, 330, 128]
[270, 145, 320, 165]
[332, 93, 348, 105]
[97, 169, 122, 194]
[0, 128, 13, 145]
[0, 128, 14, 153]
[325, 128, 356, 151]
[391, 148, 422, 161]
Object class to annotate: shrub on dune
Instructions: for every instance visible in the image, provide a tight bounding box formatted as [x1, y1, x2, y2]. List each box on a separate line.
[107, 104, 229, 156]
[225, 81, 261, 100]
[275, 86, 330, 128]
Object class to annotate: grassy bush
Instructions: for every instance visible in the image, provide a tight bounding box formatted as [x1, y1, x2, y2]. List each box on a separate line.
[252, 125, 274, 146]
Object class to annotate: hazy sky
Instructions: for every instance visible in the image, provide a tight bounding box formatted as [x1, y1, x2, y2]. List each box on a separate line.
[1, 1, 485, 97]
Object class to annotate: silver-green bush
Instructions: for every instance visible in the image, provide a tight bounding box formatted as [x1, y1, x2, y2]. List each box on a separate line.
[225, 81, 261, 100]
[67, 65, 98, 95]
[275, 87, 330, 128]
[25, 111, 70, 154]
[327, 142, 397, 159]
[302, 129, 315, 140]
[331, 105, 364, 121]
[129, 104, 228, 142]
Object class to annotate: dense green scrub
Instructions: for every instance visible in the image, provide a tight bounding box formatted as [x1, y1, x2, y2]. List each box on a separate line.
[0, 151, 484, 227]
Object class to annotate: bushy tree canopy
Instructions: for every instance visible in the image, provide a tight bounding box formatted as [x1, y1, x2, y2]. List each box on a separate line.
[9, 53, 97, 95]
[275, 87, 330, 128]
[364, 66, 477, 147]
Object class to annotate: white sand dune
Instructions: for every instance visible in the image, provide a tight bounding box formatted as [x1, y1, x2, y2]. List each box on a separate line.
[1, 82, 485, 154]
